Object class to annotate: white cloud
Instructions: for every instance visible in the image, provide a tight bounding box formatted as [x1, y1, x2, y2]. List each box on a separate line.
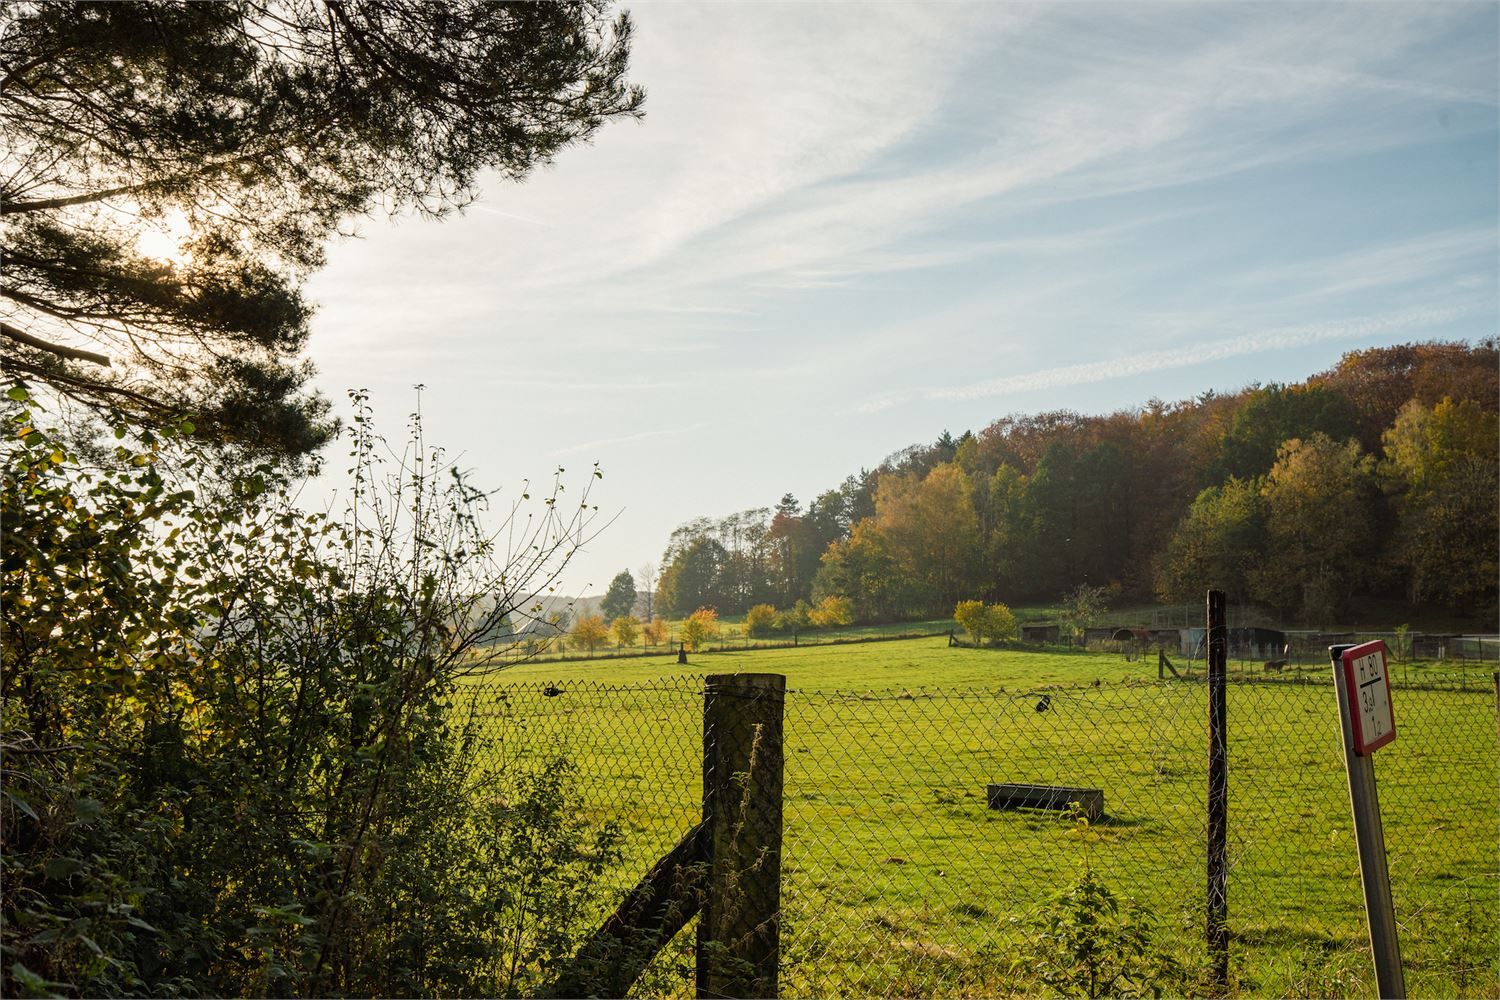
[861, 304, 1475, 413]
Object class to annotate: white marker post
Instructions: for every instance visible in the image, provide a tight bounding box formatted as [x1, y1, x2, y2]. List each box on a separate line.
[1330, 640, 1404, 999]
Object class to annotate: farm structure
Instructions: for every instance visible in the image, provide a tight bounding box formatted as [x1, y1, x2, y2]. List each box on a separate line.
[1019, 623, 1060, 644]
[1181, 625, 1287, 659]
[465, 643, 1498, 998]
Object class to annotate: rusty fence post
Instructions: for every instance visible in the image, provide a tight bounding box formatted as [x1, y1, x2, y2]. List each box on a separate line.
[698, 673, 784, 999]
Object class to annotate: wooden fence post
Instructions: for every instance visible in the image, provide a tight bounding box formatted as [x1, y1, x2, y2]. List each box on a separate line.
[698, 673, 784, 999]
[1206, 590, 1229, 993]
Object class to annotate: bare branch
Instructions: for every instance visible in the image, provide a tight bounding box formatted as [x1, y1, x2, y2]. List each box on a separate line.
[1, 320, 110, 366]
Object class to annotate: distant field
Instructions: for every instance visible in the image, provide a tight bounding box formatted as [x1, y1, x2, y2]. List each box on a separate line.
[460, 639, 1499, 998]
[471, 617, 956, 665]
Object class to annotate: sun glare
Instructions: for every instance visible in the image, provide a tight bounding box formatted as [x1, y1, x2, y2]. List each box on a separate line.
[135, 208, 194, 265]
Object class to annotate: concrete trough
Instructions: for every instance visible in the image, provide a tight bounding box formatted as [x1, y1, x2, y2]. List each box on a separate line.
[986, 782, 1104, 822]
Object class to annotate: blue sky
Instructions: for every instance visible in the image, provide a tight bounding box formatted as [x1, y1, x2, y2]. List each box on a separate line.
[302, 2, 1499, 597]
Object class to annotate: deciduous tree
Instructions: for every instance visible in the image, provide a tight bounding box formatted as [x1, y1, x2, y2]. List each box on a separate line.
[656, 536, 727, 617]
[872, 463, 982, 613]
[610, 614, 640, 649]
[679, 607, 719, 652]
[808, 595, 853, 628]
[1258, 434, 1377, 620]
[744, 603, 777, 637]
[570, 614, 608, 654]
[600, 569, 636, 622]
[642, 616, 670, 646]
[1381, 398, 1499, 613]
[1155, 478, 1268, 603]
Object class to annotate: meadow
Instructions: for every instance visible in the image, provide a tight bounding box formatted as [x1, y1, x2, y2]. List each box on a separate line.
[462, 638, 1499, 998]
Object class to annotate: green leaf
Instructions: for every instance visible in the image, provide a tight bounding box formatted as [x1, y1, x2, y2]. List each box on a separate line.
[4, 789, 38, 821]
[6, 385, 29, 402]
[43, 857, 84, 879]
[9, 961, 68, 999]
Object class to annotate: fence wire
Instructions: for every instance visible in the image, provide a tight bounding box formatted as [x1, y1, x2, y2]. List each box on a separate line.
[463, 670, 1498, 998]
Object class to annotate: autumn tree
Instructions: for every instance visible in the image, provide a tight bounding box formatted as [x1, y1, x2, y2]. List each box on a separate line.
[570, 613, 609, 654]
[600, 569, 636, 621]
[1315, 340, 1499, 448]
[954, 600, 1018, 645]
[744, 603, 778, 637]
[679, 607, 719, 652]
[872, 463, 982, 613]
[954, 600, 989, 644]
[1381, 398, 1499, 613]
[642, 616, 670, 646]
[813, 520, 909, 622]
[1211, 384, 1358, 482]
[610, 615, 640, 649]
[1259, 434, 1377, 620]
[986, 602, 1019, 643]
[808, 595, 853, 628]
[1058, 583, 1109, 642]
[1, 2, 643, 457]
[982, 463, 1031, 595]
[1155, 478, 1268, 603]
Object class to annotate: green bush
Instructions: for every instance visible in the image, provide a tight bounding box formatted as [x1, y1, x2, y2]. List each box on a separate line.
[1, 389, 612, 997]
[1023, 825, 1183, 999]
[744, 604, 778, 637]
[953, 600, 1018, 645]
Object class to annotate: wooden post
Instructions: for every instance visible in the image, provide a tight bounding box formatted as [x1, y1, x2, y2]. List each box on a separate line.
[550, 823, 708, 998]
[1206, 590, 1229, 992]
[698, 673, 784, 999]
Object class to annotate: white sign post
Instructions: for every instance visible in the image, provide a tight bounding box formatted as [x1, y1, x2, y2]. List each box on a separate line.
[1331, 640, 1404, 998]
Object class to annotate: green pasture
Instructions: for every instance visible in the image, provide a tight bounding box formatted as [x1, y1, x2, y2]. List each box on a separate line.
[460, 639, 1499, 998]
[477, 617, 956, 664]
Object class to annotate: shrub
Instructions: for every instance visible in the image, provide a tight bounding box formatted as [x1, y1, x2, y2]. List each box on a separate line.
[1026, 852, 1182, 999]
[809, 595, 853, 628]
[954, 600, 1018, 645]
[954, 600, 989, 643]
[642, 616, 670, 646]
[986, 601, 1019, 642]
[570, 613, 608, 653]
[680, 607, 720, 651]
[744, 603, 778, 637]
[0, 389, 609, 997]
[610, 615, 640, 648]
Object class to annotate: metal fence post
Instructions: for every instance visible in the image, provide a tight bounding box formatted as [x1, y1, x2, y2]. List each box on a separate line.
[698, 673, 784, 999]
[1207, 589, 1229, 992]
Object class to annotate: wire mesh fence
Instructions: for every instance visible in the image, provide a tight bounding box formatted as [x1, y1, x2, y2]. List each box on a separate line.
[462, 666, 1499, 998]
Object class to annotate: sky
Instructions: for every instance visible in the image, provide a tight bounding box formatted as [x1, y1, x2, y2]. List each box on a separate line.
[301, 2, 1499, 599]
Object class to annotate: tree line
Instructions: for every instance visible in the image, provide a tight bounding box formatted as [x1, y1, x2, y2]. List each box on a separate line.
[650, 341, 1497, 625]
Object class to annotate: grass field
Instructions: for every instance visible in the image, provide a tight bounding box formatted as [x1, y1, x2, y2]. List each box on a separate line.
[462, 638, 1499, 997]
[478, 617, 957, 664]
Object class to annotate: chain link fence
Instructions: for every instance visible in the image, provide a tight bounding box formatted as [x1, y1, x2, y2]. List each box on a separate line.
[463, 666, 1498, 997]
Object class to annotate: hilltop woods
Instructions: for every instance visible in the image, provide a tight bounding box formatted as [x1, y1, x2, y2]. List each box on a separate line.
[652, 341, 1498, 625]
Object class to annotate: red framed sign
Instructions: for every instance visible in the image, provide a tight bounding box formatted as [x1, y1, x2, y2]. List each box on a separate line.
[1340, 640, 1396, 755]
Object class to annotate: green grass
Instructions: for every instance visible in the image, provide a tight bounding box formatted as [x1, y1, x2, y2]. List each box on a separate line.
[480, 617, 956, 665]
[460, 638, 1499, 998]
